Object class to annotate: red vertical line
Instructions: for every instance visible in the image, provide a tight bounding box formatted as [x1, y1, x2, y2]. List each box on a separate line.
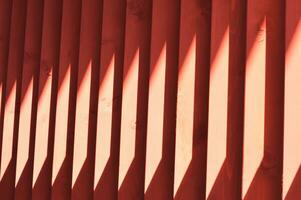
[0, 0, 13, 169]
[71, 0, 102, 199]
[262, 0, 285, 198]
[161, 6, 181, 197]
[0, 0, 28, 198]
[117, 0, 152, 199]
[129, 2, 152, 195]
[32, 0, 63, 199]
[144, 0, 180, 199]
[51, 0, 82, 199]
[109, 0, 126, 197]
[192, 0, 211, 198]
[85, 1, 103, 200]
[224, 0, 247, 198]
[14, 0, 44, 199]
[173, 0, 211, 199]
[93, 0, 126, 199]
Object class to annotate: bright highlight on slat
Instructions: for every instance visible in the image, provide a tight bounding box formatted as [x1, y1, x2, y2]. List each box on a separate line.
[283, 19, 301, 198]
[52, 65, 71, 184]
[144, 43, 166, 192]
[16, 78, 33, 185]
[174, 36, 196, 195]
[0, 82, 17, 179]
[33, 67, 53, 185]
[206, 27, 229, 198]
[94, 55, 115, 188]
[242, 18, 266, 198]
[72, 61, 92, 187]
[118, 49, 139, 188]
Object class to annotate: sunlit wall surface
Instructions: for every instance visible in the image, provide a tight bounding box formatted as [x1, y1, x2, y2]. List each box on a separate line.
[0, 0, 299, 199]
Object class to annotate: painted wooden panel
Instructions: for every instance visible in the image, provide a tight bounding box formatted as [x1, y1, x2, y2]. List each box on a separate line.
[0, 0, 296, 199]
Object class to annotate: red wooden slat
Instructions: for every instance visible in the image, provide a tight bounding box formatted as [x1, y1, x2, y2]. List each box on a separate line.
[118, 0, 152, 199]
[243, 0, 285, 199]
[51, 0, 82, 199]
[0, 0, 28, 198]
[0, 0, 13, 177]
[174, 0, 211, 199]
[243, 1, 267, 198]
[93, 0, 126, 199]
[144, 0, 180, 199]
[32, 0, 63, 199]
[283, 0, 301, 199]
[71, 0, 102, 198]
[206, 0, 229, 198]
[15, 0, 44, 198]
[225, 0, 247, 198]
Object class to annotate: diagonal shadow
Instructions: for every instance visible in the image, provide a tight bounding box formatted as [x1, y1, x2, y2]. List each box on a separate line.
[206, 0, 246, 198]
[31, 0, 63, 199]
[14, 0, 45, 199]
[91, 0, 127, 199]
[117, 0, 152, 199]
[283, 0, 301, 199]
[0, 0, 28, 198]
[69, 0, 103, 199]
[173, 0, 211, 199]
[0, 0, 13, 175]
[143, 0, 181, 199]
[243, 0, 285, 198]
[49, 0, 83, 199]
[285, 165, 301, 200]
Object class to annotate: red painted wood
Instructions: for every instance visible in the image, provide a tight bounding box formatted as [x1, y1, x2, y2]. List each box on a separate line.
[0, 0, 13, 180]
[0, 0, 297, 199]
[118, 0, 152, 199]
[283, 0, 301, 199]
[144, 0, 180, 199]
[51, 0, 82, 199]
[93, 0, 126, 199]
[15, 0, 44, 199]
[32, 0, 63, 199]
[243, 0, 285, 199]
[71, 0, 102, 199]
[0, 0, 28, 198]
[174, 0, 211, 199]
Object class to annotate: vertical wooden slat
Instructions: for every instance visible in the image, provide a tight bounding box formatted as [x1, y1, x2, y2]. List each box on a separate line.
[32, 0, 63, 199]
[71, 0, 102, 198]
[0, 0, 28, 198]
[93, 0, 126, 199]
[262, 0, 285, 197]
[51, 0, 82, 199]
[283, 0, 301, 199]
[173, 0, 211, 199]
[206, 1, 247, 197]
[225, 0, 247, 198]
[144, 0, 180, 199]
[15, 0, 44, 199]
[118, 0, 152, 199]
[206, 0, 229, 198]
[243, 0, 285, 198]
[242, 0, 266, 197]
[0, 0, 13, 174]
